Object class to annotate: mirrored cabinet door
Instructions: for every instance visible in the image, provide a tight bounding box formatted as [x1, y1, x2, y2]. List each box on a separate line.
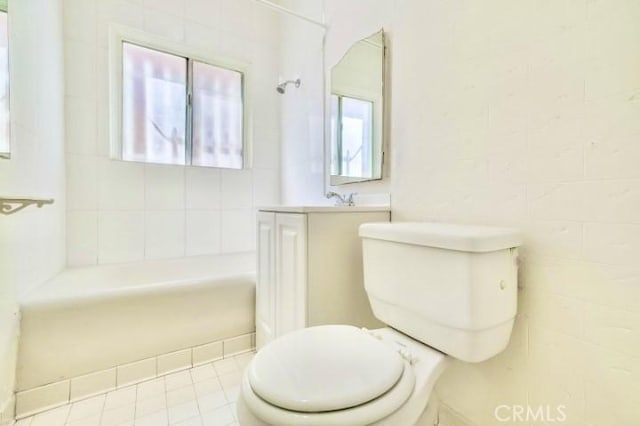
[328, 29, 385, 185]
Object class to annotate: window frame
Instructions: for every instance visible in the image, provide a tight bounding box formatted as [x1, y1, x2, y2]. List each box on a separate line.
[109, 25, 251, 169]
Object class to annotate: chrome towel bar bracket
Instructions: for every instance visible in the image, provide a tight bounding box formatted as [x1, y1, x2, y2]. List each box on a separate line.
[0, 197, 55, 215]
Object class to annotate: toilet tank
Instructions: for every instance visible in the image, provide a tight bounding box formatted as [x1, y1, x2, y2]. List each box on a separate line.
[359, 222, 522, 363]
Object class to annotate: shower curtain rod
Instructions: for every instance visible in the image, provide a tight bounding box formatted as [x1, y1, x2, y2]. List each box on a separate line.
[252, 0, 328, 30]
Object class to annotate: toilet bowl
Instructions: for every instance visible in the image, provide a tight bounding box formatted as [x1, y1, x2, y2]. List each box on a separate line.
[239, 222, 522, 425]
[237, 325, 449, 426]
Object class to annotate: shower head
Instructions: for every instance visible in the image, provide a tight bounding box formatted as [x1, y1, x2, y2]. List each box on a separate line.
[276, 78, 301, 94]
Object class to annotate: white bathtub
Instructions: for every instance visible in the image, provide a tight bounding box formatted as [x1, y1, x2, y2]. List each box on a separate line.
[17, 253, 256, 392]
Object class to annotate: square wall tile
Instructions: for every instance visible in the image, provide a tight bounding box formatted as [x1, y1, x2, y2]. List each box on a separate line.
[221, 209, 254, 253]
[158, 349, 192, 376]
[185, 211, 221, 256]
[145, 164, 185, 210]
[98, 159, 144, 210]
[64, 39, 97, 100]
[97, 2, 144, 48]
[66, 155, 98, 210]
[16, 381, 70, 417]
[117, 358, 156, 388]
[252, 168, 279, 206]
[192, 341, 223, 366]
[185, 167, 221, 210]
[70, 368, 116, 401]
[63, 0, 98, 43]
[143, 8, 185, 43]
[145, 211, 185, 260]
[67, 211, 98, 266]
[98, 211, 145, 264]
[65, 97, 97, 155]
[221, 169, 253, 209]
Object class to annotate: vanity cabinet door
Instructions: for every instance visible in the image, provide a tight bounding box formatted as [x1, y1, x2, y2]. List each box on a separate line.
[274, 213, 308, 338]
[256, 212, 276, 349]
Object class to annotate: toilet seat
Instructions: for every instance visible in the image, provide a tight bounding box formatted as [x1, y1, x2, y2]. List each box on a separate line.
[242, 325, 416, 425]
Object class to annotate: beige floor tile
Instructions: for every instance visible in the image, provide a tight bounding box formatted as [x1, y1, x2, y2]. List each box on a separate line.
[189, 365, 216, 383]
[200, 405, 234, 426]
[135, 393, 167, 418]
[31, 405, 70, 426]
[165, 371, 193, 392]
[66, 414, 101, 426]
[193, 378, 222, 398]
[137, 378, 166, 400]
[174, 415, 203, 426]
[101, 403, 135, 426]
[221, 386, 239, 404]
[67, 394, 106, 422]
[168, 401, 199, 424]
[134, 409, 168, 426]
[233, 353, 254, 370]
[218, 372, 241, 388]
[212, 359, 237, 376]
[196, 390, 227, 414]
[167, 386, 196, 408]
[104, 386, 137, 410]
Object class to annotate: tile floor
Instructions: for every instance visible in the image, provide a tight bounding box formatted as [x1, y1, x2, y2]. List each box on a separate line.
[15, 352, 255, 426]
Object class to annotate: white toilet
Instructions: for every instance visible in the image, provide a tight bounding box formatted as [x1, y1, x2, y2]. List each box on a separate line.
[237, 222, 522, 426]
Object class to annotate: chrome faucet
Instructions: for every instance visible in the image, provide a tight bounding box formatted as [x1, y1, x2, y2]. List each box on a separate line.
[326, 191, 357, 207]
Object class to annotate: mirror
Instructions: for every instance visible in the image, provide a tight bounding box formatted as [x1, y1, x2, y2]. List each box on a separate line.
[329, 29, 385, 185]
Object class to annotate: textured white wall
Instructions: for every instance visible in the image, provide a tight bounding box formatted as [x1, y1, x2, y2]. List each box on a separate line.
[387, 0, 640, 425]
[281, 0, 640, 424]
[0, 0, 66, 412]
[64, 0, 282, 266]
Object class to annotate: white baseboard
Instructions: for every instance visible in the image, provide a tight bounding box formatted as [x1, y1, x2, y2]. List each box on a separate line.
[15, 332, 255, 419]
[437, 402, 473, 426]
[0, 394, 15, 426]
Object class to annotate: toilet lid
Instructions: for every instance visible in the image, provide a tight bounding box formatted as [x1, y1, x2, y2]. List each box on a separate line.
[248, 325, 404, 413]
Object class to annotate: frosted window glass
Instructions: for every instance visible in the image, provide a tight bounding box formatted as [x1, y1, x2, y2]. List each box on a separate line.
[192, 61, 243, 169]
[0, 11, 9, 156]
[122, 43, 187, 165]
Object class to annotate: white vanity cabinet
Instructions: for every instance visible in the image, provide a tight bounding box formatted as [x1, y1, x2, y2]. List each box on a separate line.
[255, 207, 391, 349]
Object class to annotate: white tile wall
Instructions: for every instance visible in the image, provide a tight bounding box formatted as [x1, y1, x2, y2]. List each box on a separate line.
[220, 210, 254, 253]
[144, 165, 185, 211]
[145, 211, 186, 260]
[98, 211, 145, 264]
[64, 0, 282, 267]
[185, 211, 221, 256]
[185, 168, 221, 211]
[0, 0, 66, 415]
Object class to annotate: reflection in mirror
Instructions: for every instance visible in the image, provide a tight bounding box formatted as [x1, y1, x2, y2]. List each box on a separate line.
[329, 30, 384, 185]
[0, 0, 8, 159]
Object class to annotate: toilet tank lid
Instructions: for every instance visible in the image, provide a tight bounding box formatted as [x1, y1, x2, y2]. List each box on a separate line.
[359, 222, 522, 253]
